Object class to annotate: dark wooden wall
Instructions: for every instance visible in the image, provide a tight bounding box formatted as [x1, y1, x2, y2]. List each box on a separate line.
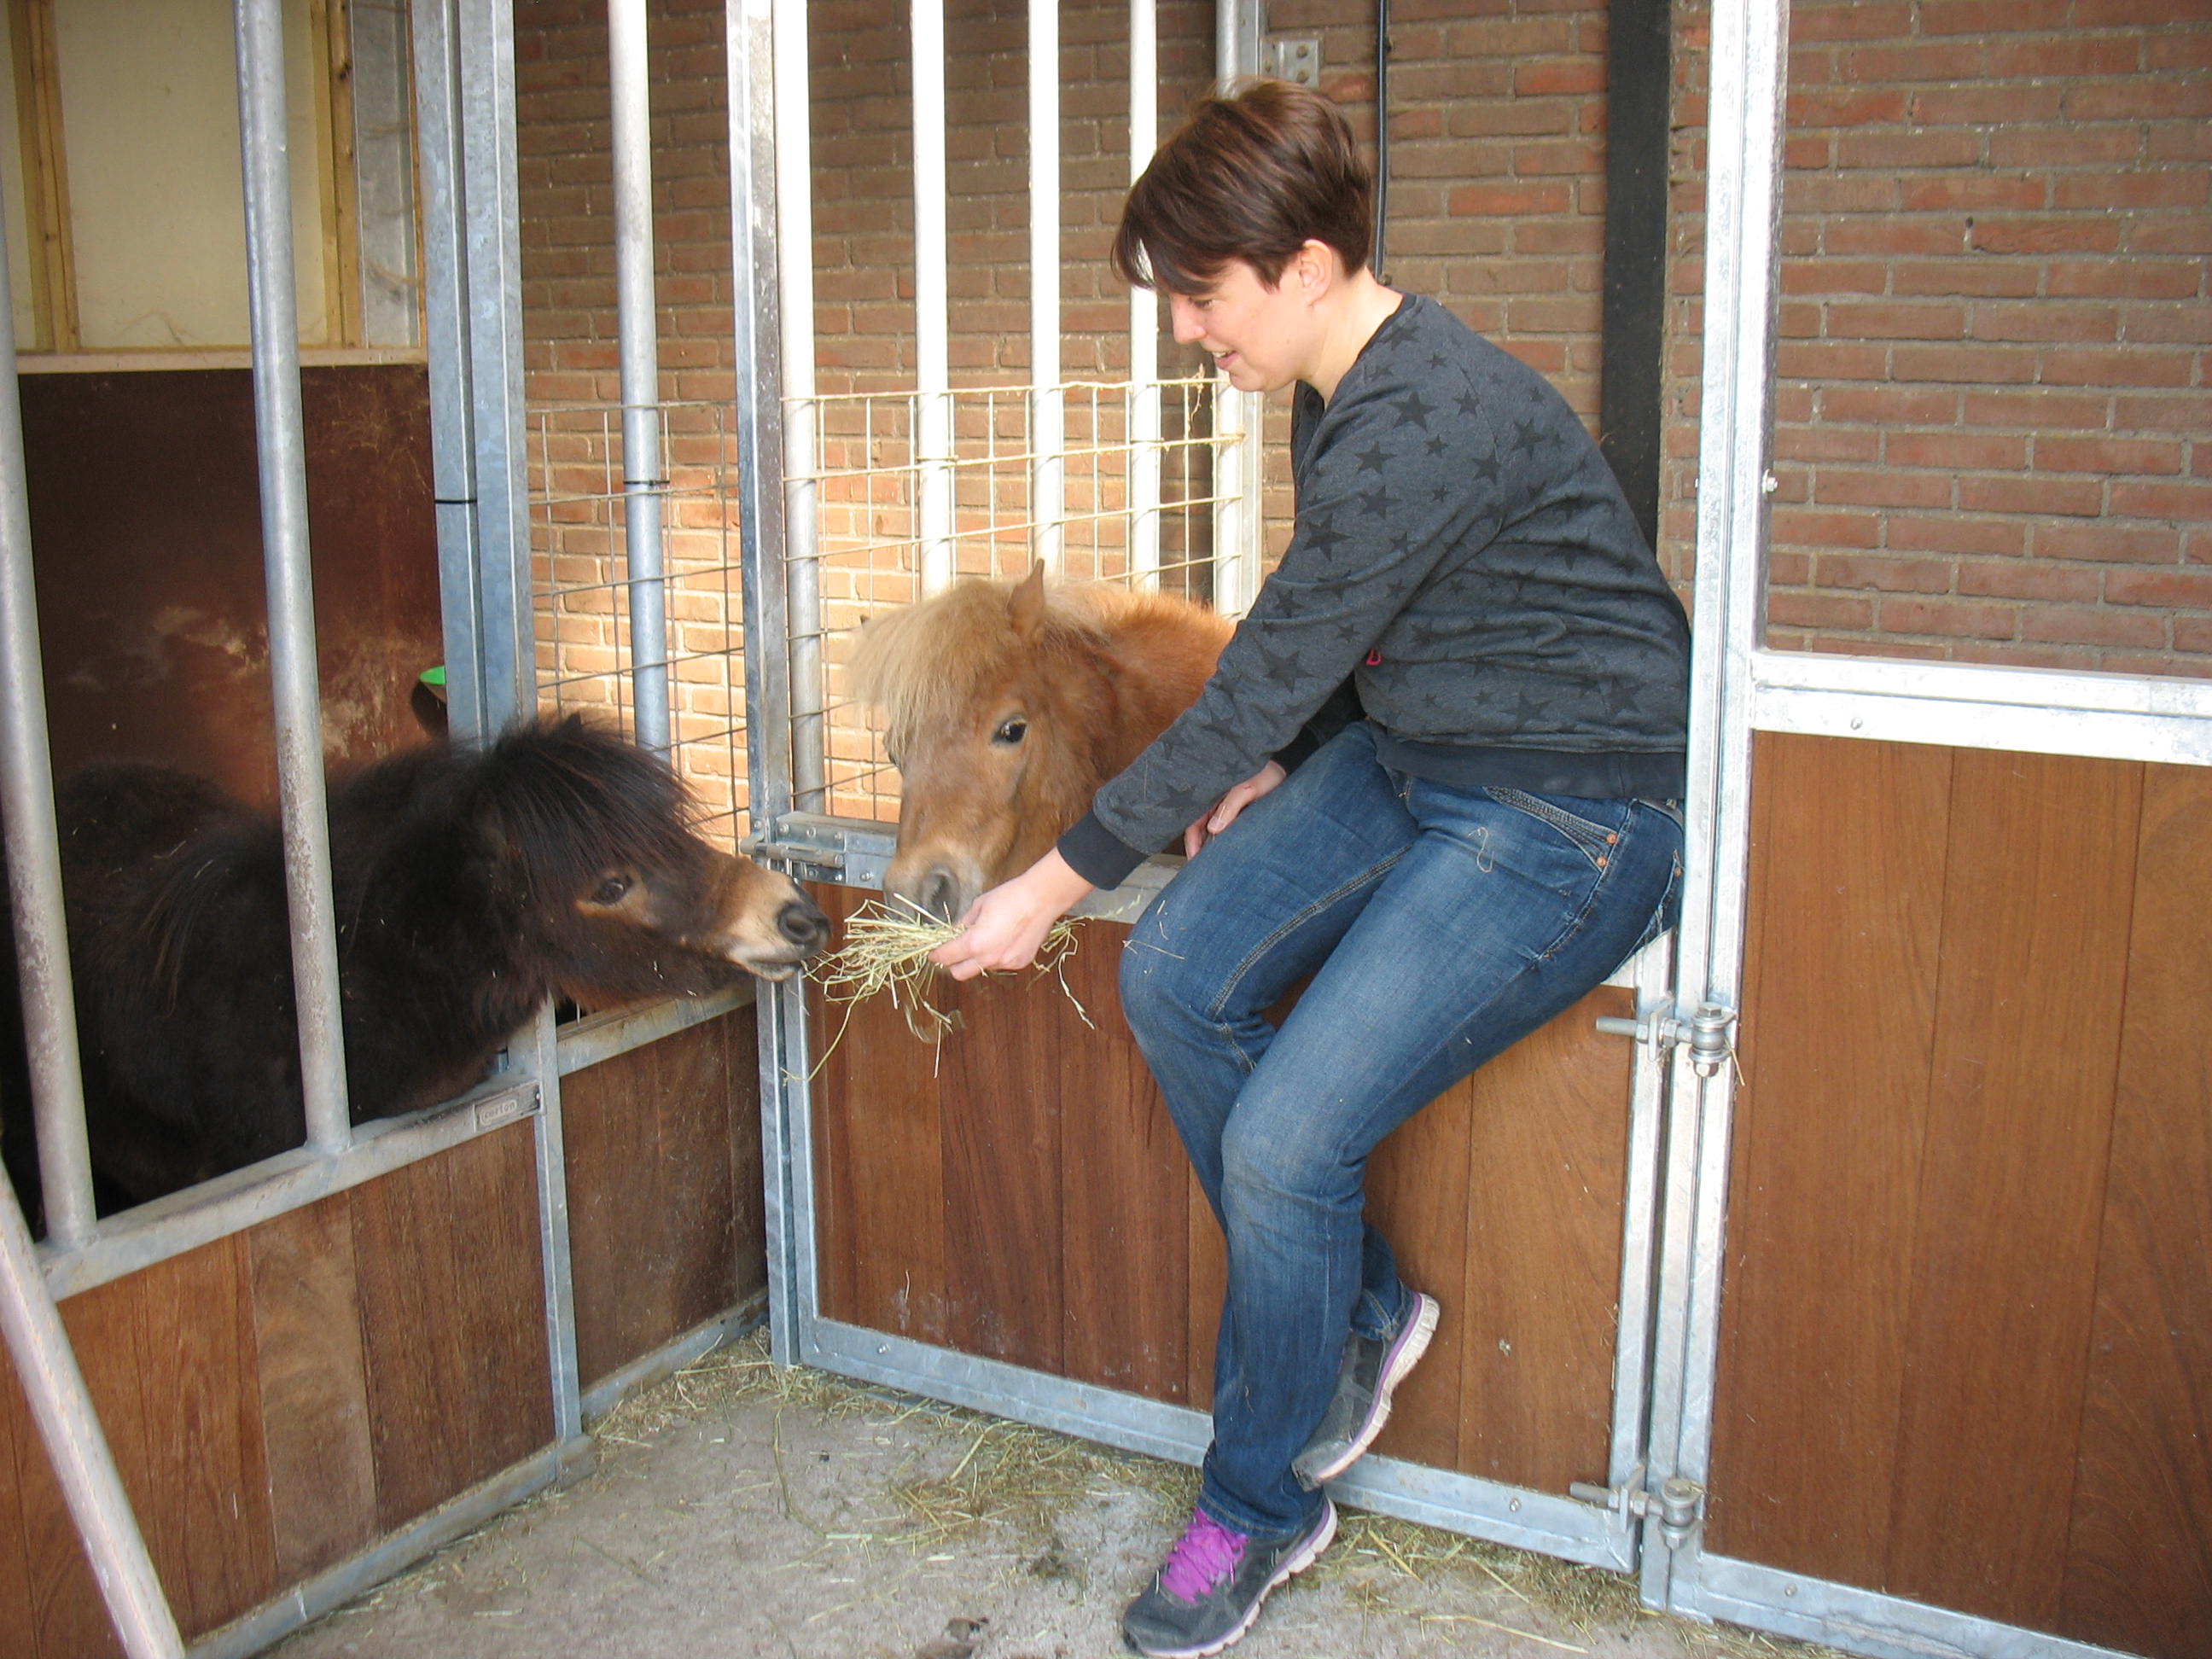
[563, 1006, 765, 1389]
[808, 883, 1638, 1495]
[0, 1124, 550, 1656]
[1713, 733, 2212, 1658]
[17, 366, 445, 810]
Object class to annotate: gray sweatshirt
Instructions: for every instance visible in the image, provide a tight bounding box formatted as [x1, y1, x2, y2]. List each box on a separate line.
[1058, 293, 1691, 890]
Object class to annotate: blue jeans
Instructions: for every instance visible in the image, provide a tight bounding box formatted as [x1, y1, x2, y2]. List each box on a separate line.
[1119, 722, 1681, 1539]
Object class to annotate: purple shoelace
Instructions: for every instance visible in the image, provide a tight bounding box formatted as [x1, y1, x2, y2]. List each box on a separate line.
[1159, 1511, 1248, 1604]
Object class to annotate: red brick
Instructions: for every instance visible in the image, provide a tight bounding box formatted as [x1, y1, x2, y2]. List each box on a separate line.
[1837, 131, 1982, 170]
[1822, 385, 1959, 424]
[1970, 303, 2120, 343]
[1890, 343, 2038, 384]
[1782, 260, 1893, 295]
[1879, 597, 2018, 639]
[1886, 431, 2029, 470]
[1777, 341, 1891, 380]
[1988, 127, 2148, 170]
[2052, 173, 2212, 212]
[1845, 42, 1987, 82]
[1776, 424, 1883, 463]
[2033, 436, 2186, 475]
[1448, 182, 1575, 216]
[1962, 390, 2112, 430]
[2034, 522, 2183, 563]
[1988, 38, 2143, 78]
[2040, 348, 2197, 388]
[2020, 607, 2170, 648]
[2046, 260, 2205, 300]
[1514, 60, 1605, 96]
[2105, 568, 2212, 608]
[1815, 470, 1955, 509]
[1771, 508, 1886, 548]
[1792, 2, 1916, 40]
[1813, 554, 1956, 593]
[1828, 301, 1967, 340]
[2130, 219, 2212, 256]
[2179, 619, 2212, 654]
[2111, 481, 2212, 521]
[2115, 393, 2212, 431]
[1786, 88, 1909, 126]
[1956, 561, 2101, 602]
[1901, 177, 2047, 212]
[1914, 84, 2064, 126]
[1959, 475, 2104, 515]
[1824, 218, 1970, 258]
[1769, 591, 1877, 629]
[1892, 261, 2042, 299]
[2123, 305, 2212, 344]
[1918, 0, 2071, 32]
[2066, 79, 2212, 122]
[1969, 218, 2124, 255]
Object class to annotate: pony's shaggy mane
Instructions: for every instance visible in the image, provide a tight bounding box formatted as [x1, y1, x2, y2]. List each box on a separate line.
[852, 577, 1199, 738]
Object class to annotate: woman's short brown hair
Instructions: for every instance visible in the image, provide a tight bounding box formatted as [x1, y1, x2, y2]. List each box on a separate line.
[1113, 79, 1373, 294]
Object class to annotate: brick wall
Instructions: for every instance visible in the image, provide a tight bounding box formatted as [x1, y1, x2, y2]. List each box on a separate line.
[1669, 0, 2211, 674]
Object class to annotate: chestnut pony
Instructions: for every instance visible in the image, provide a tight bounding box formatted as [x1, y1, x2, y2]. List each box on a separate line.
[853, 566, 1232, 920]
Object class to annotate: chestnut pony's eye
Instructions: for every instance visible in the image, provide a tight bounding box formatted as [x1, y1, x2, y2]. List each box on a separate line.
[591, 874, 632, 905]
[992, 718, 1028, 745]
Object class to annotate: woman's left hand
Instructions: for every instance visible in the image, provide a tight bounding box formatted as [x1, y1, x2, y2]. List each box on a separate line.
[929, 848, 1095, 980]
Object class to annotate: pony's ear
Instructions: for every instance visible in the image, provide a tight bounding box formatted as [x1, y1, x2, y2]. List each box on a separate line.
[1009, 563, 1048, 640]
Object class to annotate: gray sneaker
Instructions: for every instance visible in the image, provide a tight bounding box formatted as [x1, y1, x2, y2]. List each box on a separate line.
[1121, 1499, 1336, 1658]
[1290, 1292, 1440, 1488]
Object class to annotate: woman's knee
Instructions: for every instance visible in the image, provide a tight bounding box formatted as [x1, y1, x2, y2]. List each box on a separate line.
[1219, 1111, 1345, 1217]
[1119, 923, 1209, 1044]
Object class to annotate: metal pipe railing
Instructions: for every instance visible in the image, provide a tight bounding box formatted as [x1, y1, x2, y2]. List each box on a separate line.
[236, 0, 352, 1158]
[777, 0, 826, 810]
[1126, 0, 1161, 587]
[912, 0, 953, 593]
[1027, 0, 1063, 577]
[609, 0, 672, 755]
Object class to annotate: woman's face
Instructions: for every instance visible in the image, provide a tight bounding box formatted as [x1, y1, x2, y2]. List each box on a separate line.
[1167, 257, 1316, 394]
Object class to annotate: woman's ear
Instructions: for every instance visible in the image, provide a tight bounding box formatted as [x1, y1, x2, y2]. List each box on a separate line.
[1295, 239, 1336, 301]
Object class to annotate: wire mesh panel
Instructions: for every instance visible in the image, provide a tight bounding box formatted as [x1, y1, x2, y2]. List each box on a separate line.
[799, 372, 1231, 829]
[527, 399, 754, 853]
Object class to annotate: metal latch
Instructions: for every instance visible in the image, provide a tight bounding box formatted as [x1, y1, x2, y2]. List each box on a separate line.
[1570, 1468, 1706, 1550]
[1595, 999, 1738, 1078]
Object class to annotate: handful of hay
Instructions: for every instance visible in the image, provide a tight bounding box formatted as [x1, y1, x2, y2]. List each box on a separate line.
[810, 899, 1091, 1047]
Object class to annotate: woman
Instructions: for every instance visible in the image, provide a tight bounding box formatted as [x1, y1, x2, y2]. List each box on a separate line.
[931, 80, 1690, 1659]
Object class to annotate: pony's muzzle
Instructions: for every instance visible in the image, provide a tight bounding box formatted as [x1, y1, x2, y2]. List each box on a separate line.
[778, 894, 831, 951]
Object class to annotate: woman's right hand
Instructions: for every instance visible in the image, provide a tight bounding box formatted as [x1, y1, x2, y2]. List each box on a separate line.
[1184, 760, 1287, 857]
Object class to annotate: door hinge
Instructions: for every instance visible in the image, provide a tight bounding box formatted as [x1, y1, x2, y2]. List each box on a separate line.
[1570, 1467, 1706, 1550]
[1595, 999, 1738, 1078]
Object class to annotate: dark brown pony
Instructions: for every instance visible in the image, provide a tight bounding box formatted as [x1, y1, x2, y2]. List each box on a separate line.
[0, 715, 829, 1220]
[852, 566, 1232, 919]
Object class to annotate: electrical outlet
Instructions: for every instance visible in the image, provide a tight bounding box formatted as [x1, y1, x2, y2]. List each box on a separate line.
[1263, 37, 1322, 87]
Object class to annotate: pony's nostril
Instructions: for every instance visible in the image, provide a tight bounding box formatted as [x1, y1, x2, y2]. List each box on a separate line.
[917, 871, 958, 923]
[780, 898, 830, 947]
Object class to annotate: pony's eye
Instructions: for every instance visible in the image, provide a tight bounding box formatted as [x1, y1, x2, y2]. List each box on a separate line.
[591, 874, 632, 905]
[993, 718, 1027, 745]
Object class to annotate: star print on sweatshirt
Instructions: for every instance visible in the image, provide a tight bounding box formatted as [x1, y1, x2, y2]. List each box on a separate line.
[1058, 293, 1691, 890]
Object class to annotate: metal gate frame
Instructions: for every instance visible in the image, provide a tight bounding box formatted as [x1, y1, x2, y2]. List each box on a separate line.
[1641, 2, 2212, 1656]
[731, 0, 1680, 1581]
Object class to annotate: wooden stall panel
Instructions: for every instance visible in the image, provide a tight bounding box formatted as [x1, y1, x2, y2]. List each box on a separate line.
[1710, 734, 1952, 1581]
[1716, 734, 2212, 1656]
[2059, 764, 2212, 1653]
[814, 887, 1643, 1492]
[563, 1007, 763, 1390]
[353, 1121, 553, 1531]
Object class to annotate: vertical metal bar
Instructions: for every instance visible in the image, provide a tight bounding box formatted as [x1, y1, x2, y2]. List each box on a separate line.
[410, 0, 490, 748]
[457, 0, 535, 731]
[236, 0, 352, 1158]
[912, 0, 953, 593]
[1644, 0, 1789, 1613]
[609, 0, 671, 755]
[1027, 0, 1062, 578]
[730, 0, 812, 1368]
[1126, 0, 1160, 587]
[1212, 0, 1264, 614]
[777, 0, 825, 810]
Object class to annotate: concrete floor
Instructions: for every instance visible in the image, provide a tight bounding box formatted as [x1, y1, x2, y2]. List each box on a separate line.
[270, 1332, 1837, 1659]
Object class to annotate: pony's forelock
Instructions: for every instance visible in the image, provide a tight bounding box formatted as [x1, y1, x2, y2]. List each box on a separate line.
[480, 719, 704, 892]
[850, 577, 1121, 742]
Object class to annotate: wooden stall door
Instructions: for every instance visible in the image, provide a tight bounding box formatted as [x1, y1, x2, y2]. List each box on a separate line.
[1710, 732, 2211, 1658]
[808, 882, 1639, 1499]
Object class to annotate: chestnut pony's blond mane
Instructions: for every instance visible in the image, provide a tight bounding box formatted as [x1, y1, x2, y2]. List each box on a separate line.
[851, 575, 1215, 739]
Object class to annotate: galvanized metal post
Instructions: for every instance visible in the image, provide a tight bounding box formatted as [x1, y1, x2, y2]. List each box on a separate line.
[1643, 0, 1788, 1612]
[1211, 1, 1264, 615]
[1127, 0, 1161, 587]
[1027, 0, 1062, 578]
[911, 0, 953, 594]
[609, 0, 672, 755]
[774, 0, 825, 810]
[235, 0, 352, 1159]
[729, 0, 813, 1368]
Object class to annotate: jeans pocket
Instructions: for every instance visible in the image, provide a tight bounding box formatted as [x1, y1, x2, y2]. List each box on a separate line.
[1481, 786, 1621, 873]
[1628, 852, 1684, 957]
